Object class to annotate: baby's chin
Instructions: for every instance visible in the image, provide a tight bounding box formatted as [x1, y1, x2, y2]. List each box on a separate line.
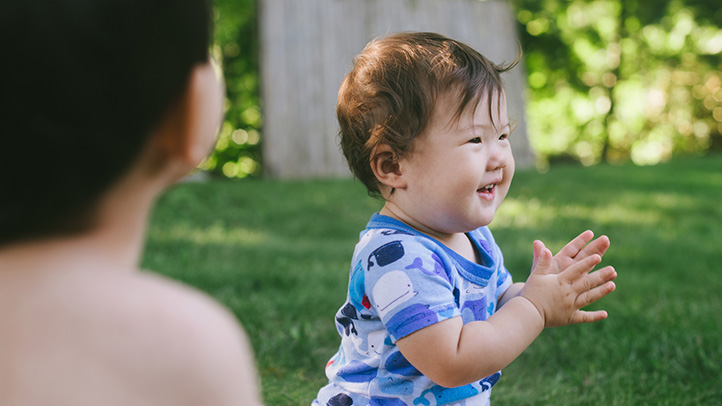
[442, 218, 495, 234]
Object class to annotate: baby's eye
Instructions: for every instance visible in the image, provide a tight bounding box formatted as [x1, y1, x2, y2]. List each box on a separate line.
[499, 133, 509, 141]
[468, 137, 482, 144]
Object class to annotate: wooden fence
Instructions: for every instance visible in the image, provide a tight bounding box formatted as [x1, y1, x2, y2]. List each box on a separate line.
[260, 0, 535, 178]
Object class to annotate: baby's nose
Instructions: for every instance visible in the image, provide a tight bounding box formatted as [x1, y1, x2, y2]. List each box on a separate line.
[486, 144, 507, 170]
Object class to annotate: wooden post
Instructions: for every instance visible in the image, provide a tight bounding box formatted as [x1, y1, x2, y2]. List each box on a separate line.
[260, 0, 535, 178]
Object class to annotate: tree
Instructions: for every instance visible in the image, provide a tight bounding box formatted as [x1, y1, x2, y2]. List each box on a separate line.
[510, 0, 722, 166]
[205, 0, 262, 179]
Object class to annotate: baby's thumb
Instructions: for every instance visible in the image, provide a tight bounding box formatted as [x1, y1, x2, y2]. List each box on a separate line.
[531, 240, 552, 274]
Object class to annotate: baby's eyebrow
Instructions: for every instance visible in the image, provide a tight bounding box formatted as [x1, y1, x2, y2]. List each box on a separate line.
[467, 123, 511, 132]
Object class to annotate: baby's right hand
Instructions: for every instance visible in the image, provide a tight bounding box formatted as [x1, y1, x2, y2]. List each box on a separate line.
[521, 239, 617, 328]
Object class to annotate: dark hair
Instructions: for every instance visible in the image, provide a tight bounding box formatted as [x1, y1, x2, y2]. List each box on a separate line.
[0, 0, 212, 245]
[337, 32, 519, 196]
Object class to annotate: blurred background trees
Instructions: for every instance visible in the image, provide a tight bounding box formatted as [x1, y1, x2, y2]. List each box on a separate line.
[207, 0, 722, 178]
[204, 0, 262, 178]
[511, 0, 722, 168]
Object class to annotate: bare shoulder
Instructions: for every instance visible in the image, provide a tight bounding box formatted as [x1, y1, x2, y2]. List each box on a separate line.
[0, 264, 263, 406]
[122, 271, 264, 406]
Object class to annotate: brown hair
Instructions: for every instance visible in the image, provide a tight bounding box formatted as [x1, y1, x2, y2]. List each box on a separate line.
[337, 32, 519, 196]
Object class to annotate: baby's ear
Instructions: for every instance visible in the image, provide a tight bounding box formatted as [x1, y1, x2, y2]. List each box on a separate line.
[370, 144, 407, 191]
[152, 62, 224, 169]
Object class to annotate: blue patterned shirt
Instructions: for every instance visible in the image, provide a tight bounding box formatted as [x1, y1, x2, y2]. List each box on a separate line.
[313, 213, 513, 406]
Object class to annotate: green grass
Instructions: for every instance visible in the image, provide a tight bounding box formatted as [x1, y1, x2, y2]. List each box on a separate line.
[143, 154, 722, 406]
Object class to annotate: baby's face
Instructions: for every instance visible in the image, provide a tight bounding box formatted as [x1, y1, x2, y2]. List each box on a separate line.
[392, 89, 515, 235]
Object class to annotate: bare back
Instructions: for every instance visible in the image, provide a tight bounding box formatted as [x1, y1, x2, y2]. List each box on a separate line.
[0, 254, 261, 406]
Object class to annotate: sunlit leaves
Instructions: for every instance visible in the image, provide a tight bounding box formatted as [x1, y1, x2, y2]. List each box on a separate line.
[205, 0, 262, 179]
[512, 0, 722, 166]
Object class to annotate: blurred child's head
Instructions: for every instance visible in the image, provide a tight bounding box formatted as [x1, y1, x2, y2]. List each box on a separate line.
[337, 32, 518, 197]
[1, 0, 217, 246]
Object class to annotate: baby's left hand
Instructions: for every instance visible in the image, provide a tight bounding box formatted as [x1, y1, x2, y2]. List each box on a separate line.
[522, 238, 616, 327]
[532, 230, 610, 276]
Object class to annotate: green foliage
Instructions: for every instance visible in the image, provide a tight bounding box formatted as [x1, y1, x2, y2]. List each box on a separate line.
[144, 154, 722, 405]
[511, 0, 722, 167]
[203, 0, 262, 179]
[207, 0, 722, 176]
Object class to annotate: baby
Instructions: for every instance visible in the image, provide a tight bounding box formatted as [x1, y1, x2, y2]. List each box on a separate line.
[312, 32, 617, 406]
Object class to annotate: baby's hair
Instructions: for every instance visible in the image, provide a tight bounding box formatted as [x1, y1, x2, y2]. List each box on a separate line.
[337, 32, 519, 196]
[0, 0, 212, 246]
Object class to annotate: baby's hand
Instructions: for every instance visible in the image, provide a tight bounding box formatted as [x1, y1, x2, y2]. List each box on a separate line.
[522, 239, 617, 328]
[531, 230, 610, 277]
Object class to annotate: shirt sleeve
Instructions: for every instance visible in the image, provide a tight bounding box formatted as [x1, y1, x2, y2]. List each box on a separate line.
[361, 234, 461, 342]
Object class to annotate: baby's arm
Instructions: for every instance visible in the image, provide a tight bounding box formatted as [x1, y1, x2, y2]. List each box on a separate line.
[396, 232, 616, 388]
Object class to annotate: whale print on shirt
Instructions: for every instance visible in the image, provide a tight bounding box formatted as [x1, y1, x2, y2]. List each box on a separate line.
[349, 261, 370, 312]
[327, 393, 353, 406]
[385, 351, 422, 377]
[413, 384, 479, 406]
[368, 241, 405, 270]
[372, 271, 417, 317]
[404, 253, 450, 284]
[460, 296, 488, 323]
[480, 371, 501, 392]
[366, 330, 387, 355]
[314, 218, 513, 406]
[336, 302, 359, 336]
[337, 360, 378, 383]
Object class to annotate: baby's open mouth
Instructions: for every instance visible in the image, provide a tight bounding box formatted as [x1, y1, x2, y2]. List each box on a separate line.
[478, 184, 496, 193]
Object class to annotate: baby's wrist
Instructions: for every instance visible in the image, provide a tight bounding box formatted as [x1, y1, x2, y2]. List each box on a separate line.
[514, 295, 546, 330]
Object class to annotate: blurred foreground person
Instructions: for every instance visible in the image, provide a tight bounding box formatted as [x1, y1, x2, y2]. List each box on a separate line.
[0, 0, 262, 404]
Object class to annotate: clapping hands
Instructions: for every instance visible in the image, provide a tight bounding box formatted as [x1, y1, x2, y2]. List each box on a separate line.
[522, 231, 617, 328]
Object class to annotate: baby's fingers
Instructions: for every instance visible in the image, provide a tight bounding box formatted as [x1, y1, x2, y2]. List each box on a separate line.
[531, 240, 554, 275]
[575, 234, 611, 261]
[586, 266, 617, 290]
[570, 309, 609, 324]
[560, 253, 602, 283]
[576, 268, 617, 308]
[557, 230, 595, 259]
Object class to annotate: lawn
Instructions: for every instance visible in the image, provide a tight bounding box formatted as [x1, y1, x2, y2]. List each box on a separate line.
[143, 154, 722, 406]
